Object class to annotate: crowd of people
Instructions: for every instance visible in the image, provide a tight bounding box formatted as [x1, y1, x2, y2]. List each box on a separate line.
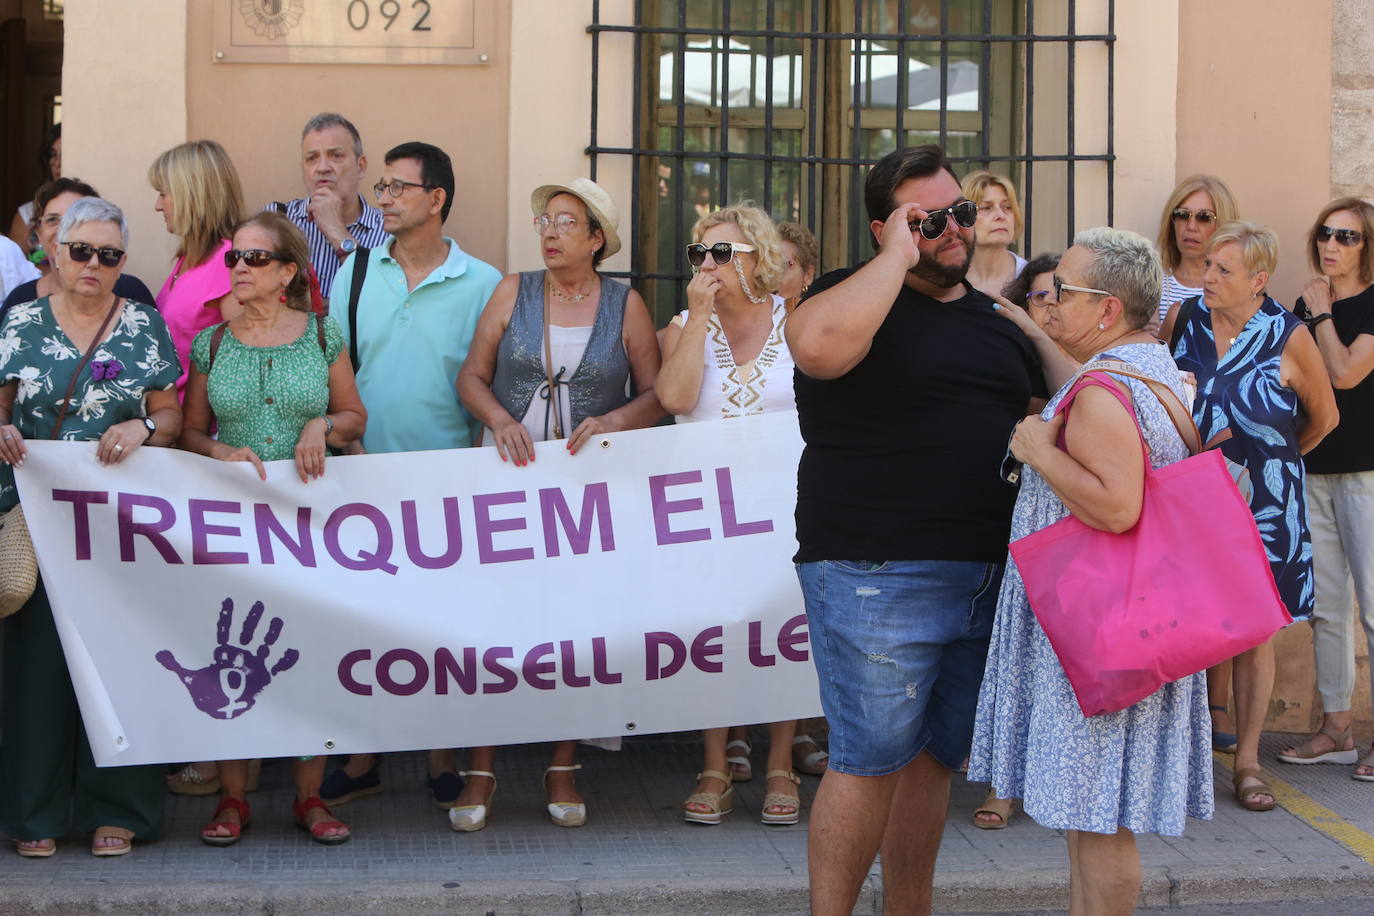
[0, 118, 1369, 916]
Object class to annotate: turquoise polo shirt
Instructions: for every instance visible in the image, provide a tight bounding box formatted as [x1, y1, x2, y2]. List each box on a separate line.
[331, 237, 501, 454]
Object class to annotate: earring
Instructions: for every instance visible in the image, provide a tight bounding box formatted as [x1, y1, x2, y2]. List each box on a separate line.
[1098, 323, 1105, 330]
[280, 289, 288, 303]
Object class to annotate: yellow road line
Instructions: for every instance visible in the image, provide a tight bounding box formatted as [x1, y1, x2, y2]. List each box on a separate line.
[1216, 752, 1374, 866]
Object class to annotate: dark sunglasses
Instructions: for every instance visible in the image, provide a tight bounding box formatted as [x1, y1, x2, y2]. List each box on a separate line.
[1171, 208, 1217, 224]
[63, 242, 125, 267]
[685, 241, 757, 267]
[1316, 225, 1364, 247]
[910, 200, 978, 240]
[224, 249, 288, 269]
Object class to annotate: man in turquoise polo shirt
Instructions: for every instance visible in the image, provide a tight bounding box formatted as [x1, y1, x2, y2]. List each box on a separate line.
[324, 141, 500, 807]
[331, 140, 501, 454]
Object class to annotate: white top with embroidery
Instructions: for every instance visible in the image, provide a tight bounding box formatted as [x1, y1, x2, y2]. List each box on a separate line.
[671, 294, 795, 424]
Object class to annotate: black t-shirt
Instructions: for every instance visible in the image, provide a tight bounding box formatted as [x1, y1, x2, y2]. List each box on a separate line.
[1296, 285, 1374, 474]
[0, 273, 157, 320]
[792, 266, 1047, 563]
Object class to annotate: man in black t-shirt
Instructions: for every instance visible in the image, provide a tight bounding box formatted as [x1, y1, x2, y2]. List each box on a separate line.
[786, 146, 1044, 915]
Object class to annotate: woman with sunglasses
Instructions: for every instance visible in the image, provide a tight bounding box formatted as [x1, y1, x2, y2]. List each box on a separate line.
[0, 198, 183, 858]
[1155, 175, 1240, 338]
[657, 204, 804, 826]
[148, 140, 245, 399]
[1276, 199, 1374, 783]
[456, 178, 661, 831]
[179, 211, 365, 847]
[1171, 221, 1338, 812]
[962, 171, 1028, 298]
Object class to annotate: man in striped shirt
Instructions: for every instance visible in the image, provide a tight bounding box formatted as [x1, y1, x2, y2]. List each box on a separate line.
[268, 112, 391, 303]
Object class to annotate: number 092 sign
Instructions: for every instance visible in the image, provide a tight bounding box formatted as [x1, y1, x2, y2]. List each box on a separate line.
[213, 0, 495, 66]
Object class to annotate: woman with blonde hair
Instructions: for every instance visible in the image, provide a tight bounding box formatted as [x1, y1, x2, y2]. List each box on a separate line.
[776, 221, 819, 313]
[658, 203, 803, 826]
[148, 139, 245, 398]
[1155, 174, 1239, 334]
[962, 170, 1026, 298]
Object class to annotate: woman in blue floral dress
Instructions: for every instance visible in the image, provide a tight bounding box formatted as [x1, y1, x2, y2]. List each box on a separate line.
[1172, 222, 1337, 813]
[0, 199, 182, 858]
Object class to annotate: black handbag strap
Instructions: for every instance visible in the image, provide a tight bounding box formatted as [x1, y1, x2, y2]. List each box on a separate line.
[51, 296, 124, 440]
[1168, 295, 1197, 352]
[347, 247, 370, 371]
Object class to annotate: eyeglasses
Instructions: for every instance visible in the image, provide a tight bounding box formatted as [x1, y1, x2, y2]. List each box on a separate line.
[224, 249, 287, 269]
[372, 178, 433, 199]
[1052, 275, 1113, 301]
[533, 214, 583, 235]
[685, 241, 757, 267]
[62, 242, 124, 268]
[1316, 225, 1364, 247]
[1172, 208, 1217, 224]
[910, 200, 978, 240]
[1026, 289, 1051, 307]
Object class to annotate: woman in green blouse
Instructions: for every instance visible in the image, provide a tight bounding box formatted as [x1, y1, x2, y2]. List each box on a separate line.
[179, 211, 365, 845]
[0, 197, 183, 858]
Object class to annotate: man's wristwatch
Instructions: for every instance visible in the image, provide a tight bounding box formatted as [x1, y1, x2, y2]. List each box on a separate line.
[141, 416, 157, 443]
[339, 237, 358, 257]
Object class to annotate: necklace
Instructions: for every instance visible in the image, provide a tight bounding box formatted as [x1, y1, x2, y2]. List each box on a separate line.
[549, 278, 595, 302]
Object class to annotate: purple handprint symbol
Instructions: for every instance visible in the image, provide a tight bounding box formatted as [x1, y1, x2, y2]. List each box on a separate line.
[156, 598, 299, 720]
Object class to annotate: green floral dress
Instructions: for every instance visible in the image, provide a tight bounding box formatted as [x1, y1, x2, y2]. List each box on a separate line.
[0, 296, 180, 510]
[190, 313, 345, 461]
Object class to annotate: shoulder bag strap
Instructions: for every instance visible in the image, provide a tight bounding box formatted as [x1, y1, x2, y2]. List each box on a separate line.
[50, 296, 124, 440]
[1075, 359, 1201, 456]
[542, 272, 564, 440]
[206, 321, 230, 374]
[1169, 296, 1196, 351]
[347, 247, 370, 371]
[315, 311, 327, 356]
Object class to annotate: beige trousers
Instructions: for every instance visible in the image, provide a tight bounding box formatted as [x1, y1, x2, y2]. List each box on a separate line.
[1307, 471, 1374, 713]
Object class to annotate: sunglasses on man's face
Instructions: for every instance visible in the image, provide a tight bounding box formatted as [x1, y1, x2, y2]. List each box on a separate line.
[1171, 208, 1217, 224]
[63, 242, 124, 268]
[1316, 225, 1364, 247]
[910, 200, 978, 240]
[224, 249, 287, 269]
[685, 241, 757, 268]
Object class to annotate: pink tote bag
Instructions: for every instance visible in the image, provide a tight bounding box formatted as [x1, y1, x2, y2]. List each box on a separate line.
[1009, 365, 1292, 717]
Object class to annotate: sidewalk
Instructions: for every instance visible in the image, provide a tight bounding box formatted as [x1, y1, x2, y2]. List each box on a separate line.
[1, 731, 1372, 914]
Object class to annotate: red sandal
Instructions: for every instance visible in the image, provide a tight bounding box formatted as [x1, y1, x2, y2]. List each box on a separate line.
[201, 796, 251, 847]
[292, 796, 351, 845]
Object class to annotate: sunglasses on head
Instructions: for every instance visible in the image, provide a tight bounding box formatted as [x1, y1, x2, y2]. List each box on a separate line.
[63, 242, 124, 268]
[908, 200, 978, 240]
[224, 249, 288, 269]
[685, 241, 757, 267]
[1316, 225, 1364, 247]
[1172, 208, 1217, 224]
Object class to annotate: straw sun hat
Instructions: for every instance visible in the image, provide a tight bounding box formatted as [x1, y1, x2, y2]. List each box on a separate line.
[530, 178, 622, 259]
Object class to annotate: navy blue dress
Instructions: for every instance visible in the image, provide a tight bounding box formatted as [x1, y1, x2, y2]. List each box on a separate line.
[1172, 295, 1313, 621]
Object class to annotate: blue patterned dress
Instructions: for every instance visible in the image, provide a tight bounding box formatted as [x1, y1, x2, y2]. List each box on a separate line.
[1172, 296, 1313, 621]
[968, 342, 1214, 836]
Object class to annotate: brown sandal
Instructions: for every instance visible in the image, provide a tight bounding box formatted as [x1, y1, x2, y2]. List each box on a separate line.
[973, 792, 1015, 829]
[1233, 767, 1277, 812]
[760, 769, 801, 826]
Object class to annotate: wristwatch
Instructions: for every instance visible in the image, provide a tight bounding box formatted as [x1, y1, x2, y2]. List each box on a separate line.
[322, 415, 335, 436]
[339, 237, 358, 256]
[141, 416, 157, 442]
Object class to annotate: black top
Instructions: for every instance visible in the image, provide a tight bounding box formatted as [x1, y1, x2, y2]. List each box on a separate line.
[1, 273, 157, 321]
[1296, 284, 1374, 474]
[792, 266, 1046, 563]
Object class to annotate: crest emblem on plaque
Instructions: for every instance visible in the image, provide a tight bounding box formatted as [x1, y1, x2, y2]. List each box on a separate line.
[239, 0, 306, 39]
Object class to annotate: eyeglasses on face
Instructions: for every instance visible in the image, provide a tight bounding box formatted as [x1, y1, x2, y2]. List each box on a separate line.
[63, 242, 124, 268]
[909, 199, 978, 240]
[533, 214, 583, 235]
[1172, 208, 1217, 224]
[224, 249, 288, 269]
[1316, 225, 1364, 247]
[372, 178, 433, 199]
[686, 241, 757, 268]
[1026, 289, 1052, 307]
[1052, 275, 1112, 302]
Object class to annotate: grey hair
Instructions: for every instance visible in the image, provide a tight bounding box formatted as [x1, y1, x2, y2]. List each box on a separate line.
[301, 112, 364, 158]
[58, 197, 129, 250]
[1071, 226, 1162, 330]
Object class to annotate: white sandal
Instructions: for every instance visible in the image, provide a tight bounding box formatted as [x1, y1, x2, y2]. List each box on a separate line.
[448, 770, 496, 832]
[543, 764, 586, 828]
[792, 735, 829, 776]
[725, 738, 753, 782]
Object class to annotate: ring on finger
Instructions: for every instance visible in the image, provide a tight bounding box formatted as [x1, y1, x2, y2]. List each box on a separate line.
[114, 444, 124, 451]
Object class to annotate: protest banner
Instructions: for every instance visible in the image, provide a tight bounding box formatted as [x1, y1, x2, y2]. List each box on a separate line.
[15, 412, 820, 766]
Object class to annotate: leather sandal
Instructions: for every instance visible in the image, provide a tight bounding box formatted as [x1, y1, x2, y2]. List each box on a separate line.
[543, 764, 586, 828]
[201, 796, 251, 847]
[1277, 724, 1358, 765]
[725, 739, 753, 782]
[683, 769, 734, 825]
[973, 792, 1015, 830]
[760, 769, 801, 826]
[90, 827, 134, 857]
[792, 735, 829, 776]
[15, 838, 56, 858]
[449, 770, 496, 832]
[1233, 767, 1277, 812]
[1354, 749, 1374, 783]
[292, 796, 351, 844]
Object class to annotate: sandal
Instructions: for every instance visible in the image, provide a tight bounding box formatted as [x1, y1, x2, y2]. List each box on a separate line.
[449, 770, 496, 832]
[1210, 705, 1237, 754]
[201, 796, 251, 847]
[1233, 767, 1277, 812]
[1354, 749, 1374, 783]
[725, 738, 753, 782]
[91, 826, 134, 857]
[291, 796, 351, 845]
[1278, 724, 1357, 765]
[973, 792, 1015, 830]
[543, 764, 586, 828]
[16, 838, 56, 858]
[792, 735, 829, 776]
[761, 769, 801, 826]
[166, 761, 220, 796]
[683, 769, 734, 825]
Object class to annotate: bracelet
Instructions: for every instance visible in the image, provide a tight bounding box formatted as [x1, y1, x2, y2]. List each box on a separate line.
[321, 415, 334, 437]
[1308, 312, 1334, 329]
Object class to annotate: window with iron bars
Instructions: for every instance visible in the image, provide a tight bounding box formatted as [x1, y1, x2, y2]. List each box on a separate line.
[588, 0, 1115, 325]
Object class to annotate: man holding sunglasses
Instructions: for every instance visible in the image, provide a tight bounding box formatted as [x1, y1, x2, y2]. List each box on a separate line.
[785, 145, 1047, 916]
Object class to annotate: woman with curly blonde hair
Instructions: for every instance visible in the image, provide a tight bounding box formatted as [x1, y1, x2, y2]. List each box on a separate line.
[658, 203, 803, 826]
[1154, 174, 1239, 334]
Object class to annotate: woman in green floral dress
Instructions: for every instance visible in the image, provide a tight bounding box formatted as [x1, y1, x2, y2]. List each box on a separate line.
[179, 212, 366, 845]
[0, 198, 183, 858]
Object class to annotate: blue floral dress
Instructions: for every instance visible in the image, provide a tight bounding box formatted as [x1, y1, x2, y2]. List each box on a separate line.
[968, 342, 1214, 836]
[1172, 296, 1313, 621]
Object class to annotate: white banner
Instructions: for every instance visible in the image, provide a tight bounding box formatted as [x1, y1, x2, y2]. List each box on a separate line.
[15, 413, 820, 766]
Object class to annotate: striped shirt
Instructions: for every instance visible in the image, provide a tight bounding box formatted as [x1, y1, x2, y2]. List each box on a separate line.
[1158, 272, 1203, 324]
[266, 195, 390, 302]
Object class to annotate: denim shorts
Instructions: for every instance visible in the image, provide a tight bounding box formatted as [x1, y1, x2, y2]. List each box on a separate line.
[796, 559, 1001, 775]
